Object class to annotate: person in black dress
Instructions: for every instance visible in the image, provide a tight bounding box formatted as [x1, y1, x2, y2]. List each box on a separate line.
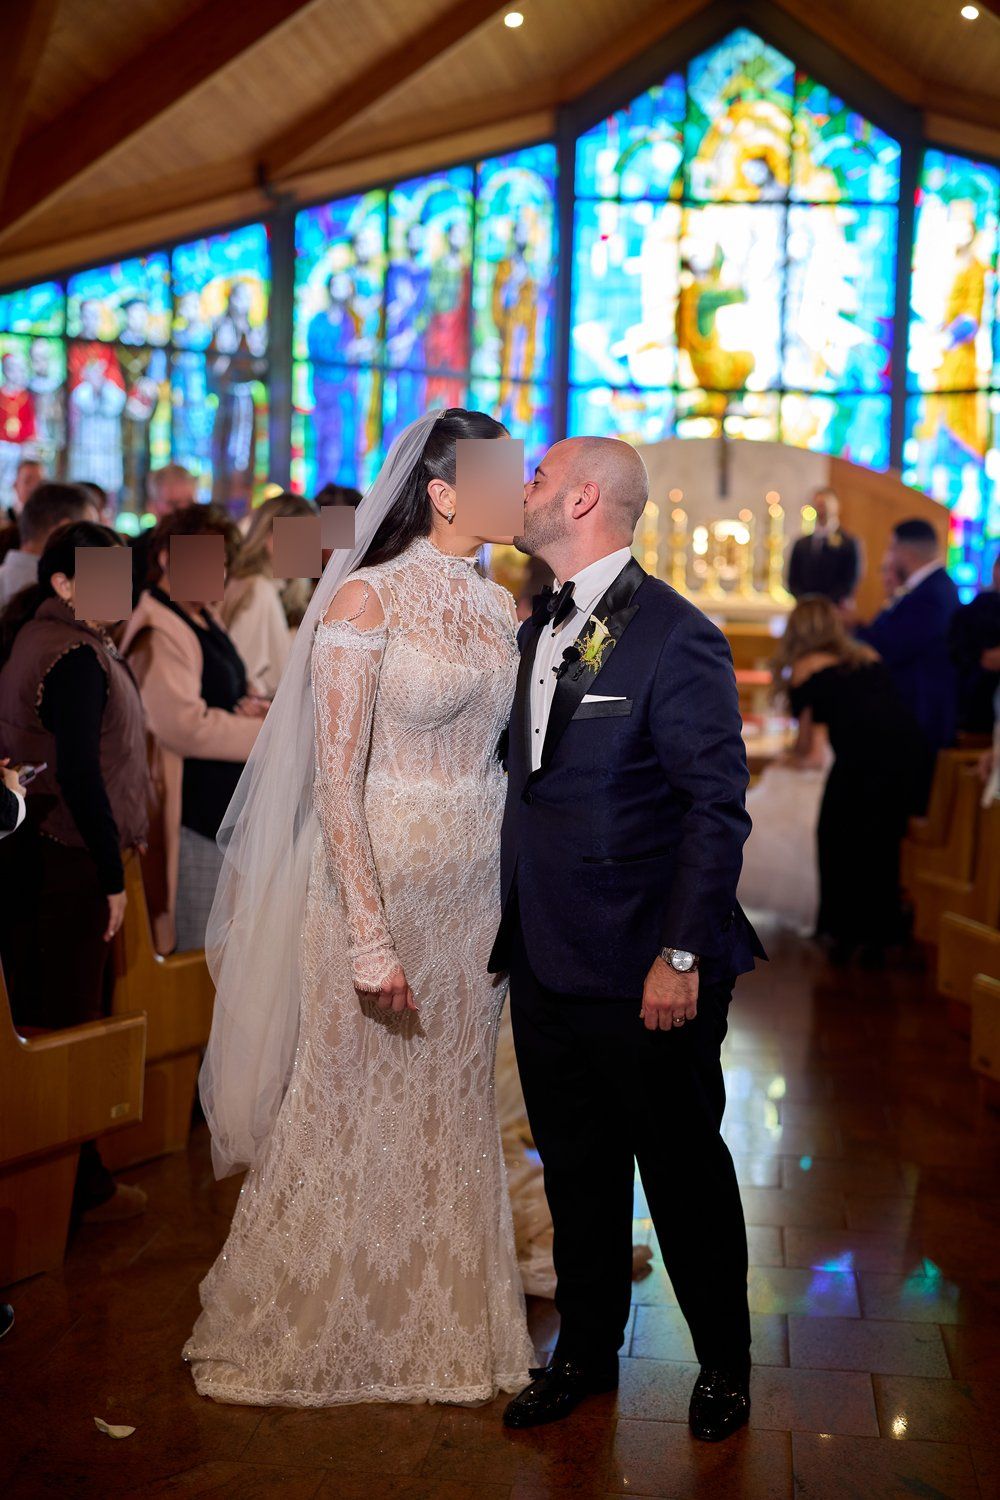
[949, 550, 1000, 736]
[775, 596, 927, 963]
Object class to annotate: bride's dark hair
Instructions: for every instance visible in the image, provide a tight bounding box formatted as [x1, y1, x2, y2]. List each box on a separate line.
[359, 407, 507, 568]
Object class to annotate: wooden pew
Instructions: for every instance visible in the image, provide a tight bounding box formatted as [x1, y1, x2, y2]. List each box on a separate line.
[0, 969, 146, 1286]
[938, 912, 1000, 1035]
[912, 778, 998, 946]
[970, 974, 1000, 1111]
[901, 749, 982, 896]
[102, 850, 215, 1172]
[902, 755, 983, 898]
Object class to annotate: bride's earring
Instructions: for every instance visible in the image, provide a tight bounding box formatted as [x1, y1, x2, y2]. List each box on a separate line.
[446, 510, 455, 524]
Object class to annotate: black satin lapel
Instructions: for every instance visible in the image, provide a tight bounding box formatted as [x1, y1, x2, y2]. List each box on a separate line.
[540, 558, 646, 770]
[513, 621, 543, 776]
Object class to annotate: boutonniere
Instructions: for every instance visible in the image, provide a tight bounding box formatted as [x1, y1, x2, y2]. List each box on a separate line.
[555, 615, 614, 681]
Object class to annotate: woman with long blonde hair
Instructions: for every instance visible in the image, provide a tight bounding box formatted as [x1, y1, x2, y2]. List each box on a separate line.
[774, 595, 927, 963]
[222, 492, 317, 695]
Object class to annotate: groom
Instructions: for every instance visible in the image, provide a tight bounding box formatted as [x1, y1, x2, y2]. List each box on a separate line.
[490, 436, 766, 1442]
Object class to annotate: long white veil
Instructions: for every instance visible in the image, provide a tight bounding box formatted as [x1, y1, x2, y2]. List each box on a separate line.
[200, 409, 444, 1179]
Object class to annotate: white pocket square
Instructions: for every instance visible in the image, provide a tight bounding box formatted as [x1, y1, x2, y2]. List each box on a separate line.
[581, 694, 626, 703]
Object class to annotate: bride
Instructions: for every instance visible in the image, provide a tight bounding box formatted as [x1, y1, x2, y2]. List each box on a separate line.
[184, 408, 535, 1406]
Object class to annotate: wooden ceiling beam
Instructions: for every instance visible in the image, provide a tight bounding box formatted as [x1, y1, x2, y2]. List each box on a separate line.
[0, 0, 60, 202]
[261, 0, 507, 180]
[0, 0, 317, 238]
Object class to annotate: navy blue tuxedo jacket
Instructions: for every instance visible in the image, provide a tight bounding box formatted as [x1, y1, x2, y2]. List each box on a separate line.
[489, 558, 765, 999]
[858, 566, 961, 753]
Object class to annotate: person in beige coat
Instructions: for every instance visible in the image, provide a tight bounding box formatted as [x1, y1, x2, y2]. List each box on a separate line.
[221, 491, 317, 696]
[121, 505, 266, 954]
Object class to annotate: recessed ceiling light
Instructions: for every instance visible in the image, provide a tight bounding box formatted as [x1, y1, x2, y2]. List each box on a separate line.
[504, 10, 524, 26]
[961, 4, 980, 17]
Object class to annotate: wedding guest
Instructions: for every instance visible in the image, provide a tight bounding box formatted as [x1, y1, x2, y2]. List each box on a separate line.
[856, 519, 960, 793]
[10, 457, 44, 519]
[777, 596, 927, 964]
[0, 483, 96, 611]
[949, 550, 1000, 735]
[0, 758, 25, 838]
[221, 492, 316, 695]
[131, 463, 199, 606]
[77, 480, 114, 527]
[786, 487, 862, 604]
[121, 505, 265, 953]
[316, 482, 362, 572]
[0, 520, 150, 1222]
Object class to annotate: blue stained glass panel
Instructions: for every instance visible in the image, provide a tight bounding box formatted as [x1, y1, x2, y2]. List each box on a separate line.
[784, 205, 896, 392]
[575, 74, 685, 201]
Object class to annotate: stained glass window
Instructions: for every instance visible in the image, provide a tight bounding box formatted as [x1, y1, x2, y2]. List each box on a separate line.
[292, 142, 557, 492]
[63, 254, 172, 510]
[0, 279, 67, 503]
[292, 191, 387, 494]
[903, 149, 999, 589]
[569, 25, 901, 467]
[171, 223, 271, 510]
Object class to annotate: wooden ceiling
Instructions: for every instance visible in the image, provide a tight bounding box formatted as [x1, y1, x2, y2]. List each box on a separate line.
[2, 0, 1000, 285]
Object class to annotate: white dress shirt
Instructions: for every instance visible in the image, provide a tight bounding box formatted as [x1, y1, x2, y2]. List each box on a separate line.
[528, 547, 632, 771]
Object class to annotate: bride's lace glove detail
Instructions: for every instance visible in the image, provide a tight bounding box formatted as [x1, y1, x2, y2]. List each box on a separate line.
[314, 579, 404, 997]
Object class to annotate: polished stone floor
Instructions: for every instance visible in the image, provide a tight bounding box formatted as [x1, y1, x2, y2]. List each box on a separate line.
[3, 924, 999, 1498]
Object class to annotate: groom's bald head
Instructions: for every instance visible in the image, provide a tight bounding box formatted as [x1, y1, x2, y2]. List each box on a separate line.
[556, 437, 649, 533]
[517, 436, 649, 572]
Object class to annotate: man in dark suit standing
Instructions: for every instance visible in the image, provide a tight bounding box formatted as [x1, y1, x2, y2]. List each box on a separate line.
[786, 487, 861, 604]
[857, 518, 960, 788]
[491, 437, 765, 1442]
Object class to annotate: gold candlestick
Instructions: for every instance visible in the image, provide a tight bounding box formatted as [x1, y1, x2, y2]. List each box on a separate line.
[670, 504, 688, 592]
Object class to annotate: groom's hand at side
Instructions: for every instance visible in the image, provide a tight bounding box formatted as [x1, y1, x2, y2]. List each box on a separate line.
[640, 958, 698, 1031]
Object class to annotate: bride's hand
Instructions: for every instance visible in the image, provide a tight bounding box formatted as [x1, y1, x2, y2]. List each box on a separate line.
[371, 965, 417, 1014]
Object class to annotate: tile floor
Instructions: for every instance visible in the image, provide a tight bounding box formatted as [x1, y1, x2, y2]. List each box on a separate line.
[3, 925, 999, 1498]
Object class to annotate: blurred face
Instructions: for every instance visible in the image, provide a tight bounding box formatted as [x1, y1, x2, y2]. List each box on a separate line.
[813, 490, 838, 529]
[30, 340, 50, 376]
[13, 462, 42, 509]
[880, 547, 905, 598]
[517, 444, 574, 556]
[150, 474, 197, 519]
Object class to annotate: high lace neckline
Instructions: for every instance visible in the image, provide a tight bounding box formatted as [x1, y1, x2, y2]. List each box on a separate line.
[411, 535, 481, 575]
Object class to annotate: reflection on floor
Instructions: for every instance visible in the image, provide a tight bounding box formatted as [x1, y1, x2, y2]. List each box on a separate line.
[3, 924, 999, 1499]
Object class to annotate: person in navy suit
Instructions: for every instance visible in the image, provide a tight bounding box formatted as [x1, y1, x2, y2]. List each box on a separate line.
[856, 518, 960, 805]
[491, 437, 765, 1442]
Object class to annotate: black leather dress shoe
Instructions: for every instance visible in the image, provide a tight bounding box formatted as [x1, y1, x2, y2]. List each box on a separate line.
[0, 1303, 13, 1339]
[688, 1366, 751, 1441]
[503, 1358, 619, 1428]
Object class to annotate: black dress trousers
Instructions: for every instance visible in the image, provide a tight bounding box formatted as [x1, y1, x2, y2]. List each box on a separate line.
[507, 893, 751, 1374]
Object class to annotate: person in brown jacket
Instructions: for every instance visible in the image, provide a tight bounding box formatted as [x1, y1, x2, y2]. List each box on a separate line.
[0, 519, 151, 1223]
[120, 505, 265, 954]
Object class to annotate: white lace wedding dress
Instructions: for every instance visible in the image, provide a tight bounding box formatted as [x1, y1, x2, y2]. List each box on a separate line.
[184, 536, 535, 1406]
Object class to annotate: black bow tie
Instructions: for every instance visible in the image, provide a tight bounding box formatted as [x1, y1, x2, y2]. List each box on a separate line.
[543, 580, 576, 629]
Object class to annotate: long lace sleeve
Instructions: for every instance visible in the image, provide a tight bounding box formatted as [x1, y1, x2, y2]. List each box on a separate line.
[312, 579, 399, 991]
